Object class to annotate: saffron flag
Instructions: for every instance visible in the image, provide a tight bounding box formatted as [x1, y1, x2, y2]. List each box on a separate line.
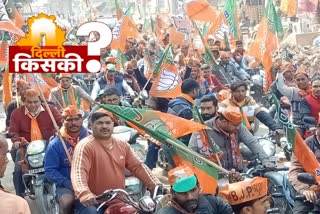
[0, 1, 24, 36]
[23, 74, 52, 99]
[273, 94, 320, 182]
[184, 0, 217, 22]
[100, 104, 218, 194]
[206, 0, 239, 46]
[2, 68, 12, 107]
[100, 104, 208, 139]
[0, 32, 9, 66]
[110, 16, 138, 53]
[280, 0, 297, 17]
[248, 0, 283, 93]
[5, 0, 25, 29]
[150, 45, 182, 98]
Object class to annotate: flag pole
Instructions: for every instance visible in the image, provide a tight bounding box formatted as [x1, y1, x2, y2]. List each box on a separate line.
[276, 32, 280, 50]
[31, 75, 72, 164]
[165, 138, 229, 174]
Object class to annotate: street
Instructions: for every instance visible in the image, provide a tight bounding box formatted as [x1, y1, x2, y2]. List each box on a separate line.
[0, 102, 280, 214]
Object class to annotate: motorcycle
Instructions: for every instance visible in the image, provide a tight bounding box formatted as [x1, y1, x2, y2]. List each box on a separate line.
[22, 140, 59, 214]
[96, 186, 165, 213]
[240, 131, 292, 162]
[295, 173, 320, 213]
[113, 126, 147, 201]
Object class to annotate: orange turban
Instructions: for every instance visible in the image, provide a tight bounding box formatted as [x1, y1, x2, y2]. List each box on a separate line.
[59, 73, 72, 79]
[221, 106, 242, 125]
[24, 89, 40, 97]
[62, 105, 82, 118]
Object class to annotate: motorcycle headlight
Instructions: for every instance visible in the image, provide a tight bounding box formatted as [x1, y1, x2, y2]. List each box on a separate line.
[26, 140, 46, 155]
[28, 153, 45, 168]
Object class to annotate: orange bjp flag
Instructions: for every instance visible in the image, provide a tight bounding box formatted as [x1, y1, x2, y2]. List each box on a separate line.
[2, 68, 12, 107]
[0, 0, 24, 36]
[185, 0, 217, 22]
[110, 16, 138, 52]
[150, 45, 182, 98]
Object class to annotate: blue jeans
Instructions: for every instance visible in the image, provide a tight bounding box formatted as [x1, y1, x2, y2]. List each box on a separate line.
[74, 200, 105, 214]
[145, 141, 160, 170]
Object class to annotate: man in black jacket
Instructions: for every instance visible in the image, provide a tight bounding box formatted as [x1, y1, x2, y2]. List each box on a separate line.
[157, 166, 233, 214]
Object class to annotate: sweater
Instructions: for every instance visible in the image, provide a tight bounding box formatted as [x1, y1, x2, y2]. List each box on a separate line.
[44, 127, 90, 189]
[71, 135, 161, 202]
[9, 104, 63, 143]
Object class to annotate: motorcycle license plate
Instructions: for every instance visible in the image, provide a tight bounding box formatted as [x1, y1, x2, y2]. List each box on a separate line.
[29, 168, 44, 174]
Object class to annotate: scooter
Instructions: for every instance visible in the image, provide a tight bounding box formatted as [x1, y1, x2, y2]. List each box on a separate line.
[22, 140, 59, 214]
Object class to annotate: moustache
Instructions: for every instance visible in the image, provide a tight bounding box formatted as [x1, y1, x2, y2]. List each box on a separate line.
[182, 199, 198, 211]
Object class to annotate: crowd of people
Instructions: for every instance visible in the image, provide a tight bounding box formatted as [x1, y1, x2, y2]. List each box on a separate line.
[1, 6, 320, 214]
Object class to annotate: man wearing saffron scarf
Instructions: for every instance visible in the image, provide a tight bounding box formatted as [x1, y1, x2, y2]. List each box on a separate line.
[9, 89, 63, 197]
[220, 81, 282, 133]
[189, 106, 270, 172]
[45, 105, 90, 214]
[276, 65, 311, 137]
[167, 79, 200, 146]
[300, 77, 320, 131]
[49, 73, 97, 112]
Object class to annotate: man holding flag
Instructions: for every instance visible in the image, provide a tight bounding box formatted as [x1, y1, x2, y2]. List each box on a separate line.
[289, 113, 320, 213]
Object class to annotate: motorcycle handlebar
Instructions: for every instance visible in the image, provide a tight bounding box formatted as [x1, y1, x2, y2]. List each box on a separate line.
[295, 195, 306, 201]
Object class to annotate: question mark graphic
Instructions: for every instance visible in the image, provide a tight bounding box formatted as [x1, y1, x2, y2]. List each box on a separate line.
[76, 22, 112, 73]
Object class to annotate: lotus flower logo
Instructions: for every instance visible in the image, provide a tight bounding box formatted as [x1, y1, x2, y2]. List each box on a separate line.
[156, 69, 180, 91]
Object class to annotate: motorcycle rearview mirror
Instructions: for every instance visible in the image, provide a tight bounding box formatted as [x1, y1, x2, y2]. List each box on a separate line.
[297, 173, 319, 185]
[139, 90, 149, 100]
[139, 196, 156, 212]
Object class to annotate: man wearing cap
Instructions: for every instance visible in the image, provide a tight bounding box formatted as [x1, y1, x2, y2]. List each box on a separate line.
[157, 166, 233, 214]
[219, 81, 282, 133]
[0, 135, 31, 213]
[9, 89, 63, 197]
[289, 113, 320, 213]
[49, 73, 96, 112]
[300, 77, 320, 131]
[91, 64, 135, 101]
[276, 64, 311, 137]
[71, 109, 162, 213]
[216, 51, 250, 86]
[168, 79, 200, 146]
[45, 105, 90, 214]
[189, 106, 270, 171]
[220, 177, 271, 214]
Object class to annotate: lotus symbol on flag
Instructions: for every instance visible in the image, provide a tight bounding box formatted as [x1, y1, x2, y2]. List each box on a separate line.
[156, 69, 180, 91]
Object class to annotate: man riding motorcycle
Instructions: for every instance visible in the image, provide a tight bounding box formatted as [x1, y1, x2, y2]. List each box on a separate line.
[157, 166, 233, 214]
[9, 89, 63, 197]
[188, 106, 270, 172]
[71, 109, 162, 214]
[219, 81, 282, 133]
[49, 73, 96, 112]
[44, 105, 90, 214]
[288, 113, 320, 214]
